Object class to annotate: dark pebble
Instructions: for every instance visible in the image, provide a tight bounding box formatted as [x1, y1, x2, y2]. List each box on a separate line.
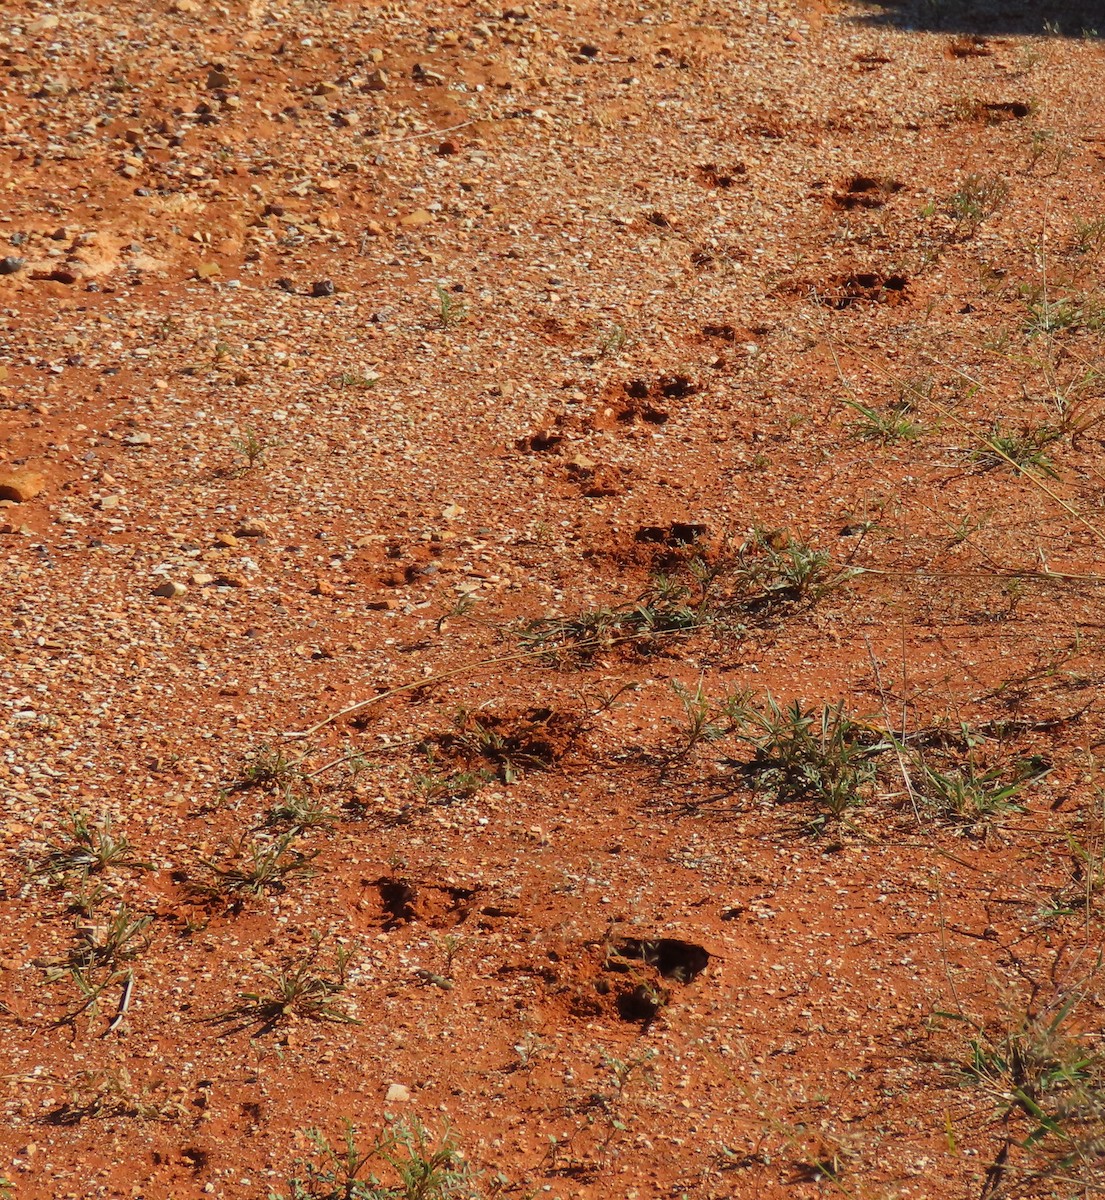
[0, 256, 24, 275]
[311, 279, 335, 297]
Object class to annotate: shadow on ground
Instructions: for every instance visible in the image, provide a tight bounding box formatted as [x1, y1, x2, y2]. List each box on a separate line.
[850, 0, 1104, 36]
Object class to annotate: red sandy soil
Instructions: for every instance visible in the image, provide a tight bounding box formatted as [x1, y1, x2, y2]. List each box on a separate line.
[2, 0, 1105, 1196]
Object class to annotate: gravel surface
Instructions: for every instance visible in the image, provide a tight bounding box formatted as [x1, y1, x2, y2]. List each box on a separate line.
[3, 0, 1105, 1196]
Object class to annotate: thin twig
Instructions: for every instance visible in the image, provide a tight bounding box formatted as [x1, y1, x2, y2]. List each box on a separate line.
[374, 118, 478, 146]
[104, 972, 133, 1036]
[865, 635, 923, 827]
[283, 625, 695, 740]
[305, 738, 419, 780]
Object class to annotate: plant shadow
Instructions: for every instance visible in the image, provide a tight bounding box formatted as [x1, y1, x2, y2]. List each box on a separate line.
[849, 0, 1104, 36]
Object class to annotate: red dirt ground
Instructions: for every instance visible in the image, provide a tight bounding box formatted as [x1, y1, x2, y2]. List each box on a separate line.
[2, 0, 1105, 1196]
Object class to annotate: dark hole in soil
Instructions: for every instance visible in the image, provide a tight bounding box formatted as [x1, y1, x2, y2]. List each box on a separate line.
[832, 272, 910, 308]
[668, 522, 709, 545]
[625, 379, 650, 399]
[376, 876, 417, 927]
[659, 374, 699, 398]
[613, 937, 711, 982]
[524, 429, 563, 452]
[985, 101, 1030, 119]
[634, 523, 708, 546]
[182, 1148, 211, 1173]
[702, 323, 736, 340]
[616, 983, 668, 1021]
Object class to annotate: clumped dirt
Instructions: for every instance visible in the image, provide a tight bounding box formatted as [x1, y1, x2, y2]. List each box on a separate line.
[3, 0, 1105, 1197]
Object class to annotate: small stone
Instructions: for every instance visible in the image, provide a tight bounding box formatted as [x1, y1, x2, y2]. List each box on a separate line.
[27, 14, 60, 33]
[98, 495, 122, 510]
[311, 279, 336, 297]
[437, 139, 460, 156]
[214, 572, 248, 588]
[0, 256, 24, 275]
[398, 209, 433, 228]
[0, 468, 46, 503]
[314, 81, 340, 96]
[213, 531, 239, 548]
[206, 67, 231, 90]
[363, 220, 385, 237]
[49, 267, 80, 285]
[363, 69, 388, 91]
[172, 0, 201, 11]
[125, 432, 152, 446]
[412, 63, 445, 85]
[152, 579, 187, 598]
[312, 578, 335, 596]
[235, 519, 270, 538]
[190, 572, 215, 586]
[385, 1084, 411, 1103]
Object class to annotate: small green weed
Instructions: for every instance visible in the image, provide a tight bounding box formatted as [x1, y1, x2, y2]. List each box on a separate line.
[237, 743, 303, 791]
[520, 578, 704, 662]
[730, 528, 855, 609]
[1072, 214, 1105, 256]
[266, 787, 338, 832]
[46, 904, 151, 983]
[414, 766, 493, 804]
[728, 695, 890, 831]
[844, 398, 927, 444]
[272, 1117, 481, 1200]
[48, 1067, 185, 1125]
[947, 174, 1009, 237]
[232, 426, 272, 470]
[668, 679, 750, 761]
[1025, 293, 1105, 336]
[913, 750, 1047, 825]
[596, 322, 629, 358]
[1024, 128, 1070, 175]
[43, 902, 151, 1024]
[440, 708, 564, 784]
[943, 991, 1105, 1196]
[38, 813, 147, 879]
[969, 421, 1061, 478]
[214, 943, 357, 1032]
[194, 833, 318, 900]
[434, 284, 467, 329]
